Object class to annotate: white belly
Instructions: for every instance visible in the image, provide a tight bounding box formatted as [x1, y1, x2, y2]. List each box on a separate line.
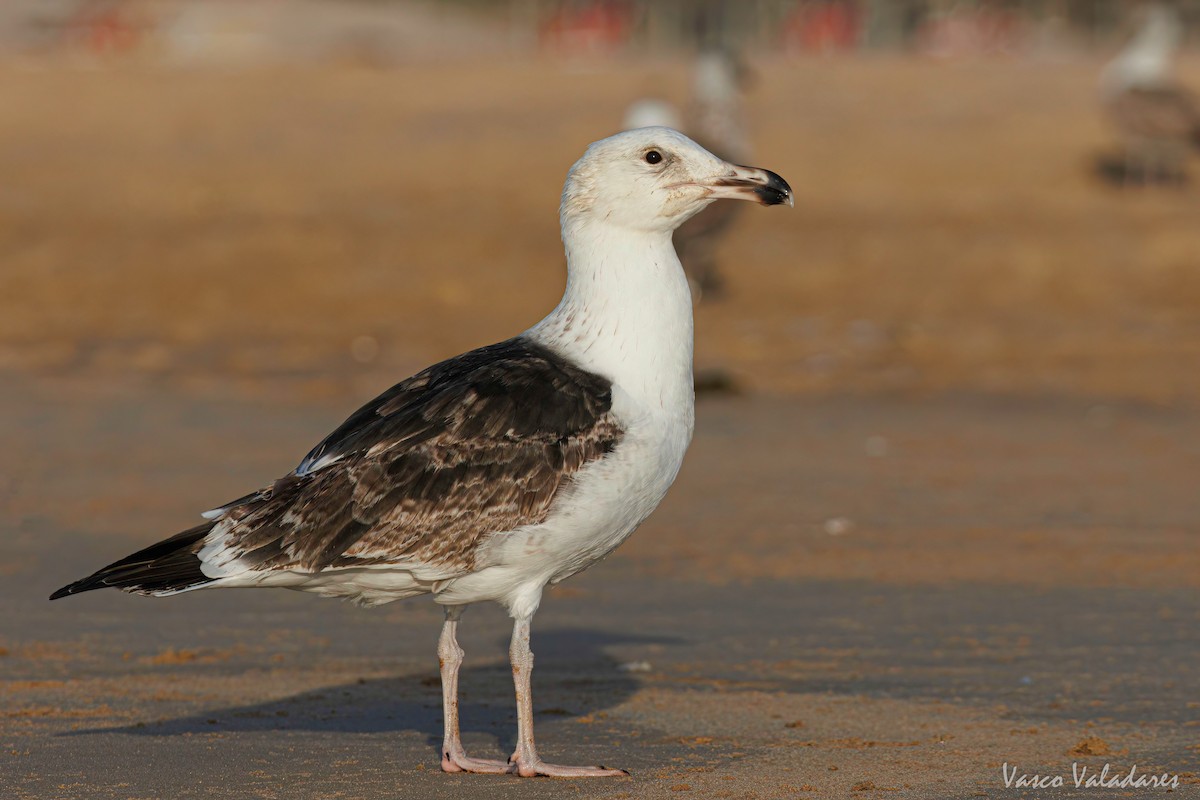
[432, 401, 693, 619]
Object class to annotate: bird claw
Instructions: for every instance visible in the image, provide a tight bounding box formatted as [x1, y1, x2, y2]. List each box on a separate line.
[440, 750, 511, 774]
[510, 758, 630, 778]
[441, 748, 627, 778]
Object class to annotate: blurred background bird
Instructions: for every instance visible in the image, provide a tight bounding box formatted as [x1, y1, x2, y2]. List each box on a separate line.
[1099, 2, 1200, 185]
[623, 45, 753, 301]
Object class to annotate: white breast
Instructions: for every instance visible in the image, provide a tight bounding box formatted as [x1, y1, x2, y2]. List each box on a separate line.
[435, 393, 692, 620]
[525, 386, 693, 580]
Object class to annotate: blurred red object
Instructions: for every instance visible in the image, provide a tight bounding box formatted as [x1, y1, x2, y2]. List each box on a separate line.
[917, 4, 1026, 57]
[66, 1, 143, 55]
[782, 1, 861, 55]
[540, 1, 632, 56]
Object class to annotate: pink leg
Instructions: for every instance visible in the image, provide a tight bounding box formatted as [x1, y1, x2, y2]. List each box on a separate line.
[437, 607, 509, 774]
[507, 616, 629, 778]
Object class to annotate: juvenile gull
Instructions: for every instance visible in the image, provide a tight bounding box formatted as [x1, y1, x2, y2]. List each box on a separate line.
[50, 127, 792, 777]
[1100, 4, 1200, 184]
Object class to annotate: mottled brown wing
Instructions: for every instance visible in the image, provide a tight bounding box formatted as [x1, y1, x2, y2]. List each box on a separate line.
[1111, 85, 1200, 141]
[212, 338, 622, 574]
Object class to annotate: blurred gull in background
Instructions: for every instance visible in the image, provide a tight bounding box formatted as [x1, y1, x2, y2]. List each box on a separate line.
[1099, 2, 1200, 185]
[624, 47, 754, 300]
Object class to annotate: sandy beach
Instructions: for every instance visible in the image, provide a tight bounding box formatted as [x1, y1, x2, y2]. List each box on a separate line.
[2, 54, 1198, 797]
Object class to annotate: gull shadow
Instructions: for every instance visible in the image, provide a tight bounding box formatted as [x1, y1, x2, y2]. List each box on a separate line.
[61, 628, 679, 757]
[1093, 151, 1190, 187]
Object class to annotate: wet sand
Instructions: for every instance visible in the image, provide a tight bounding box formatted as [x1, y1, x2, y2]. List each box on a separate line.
[3, 377, 1198, 798]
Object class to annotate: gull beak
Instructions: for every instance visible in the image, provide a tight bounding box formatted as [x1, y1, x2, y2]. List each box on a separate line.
[697, 164, 794, 207]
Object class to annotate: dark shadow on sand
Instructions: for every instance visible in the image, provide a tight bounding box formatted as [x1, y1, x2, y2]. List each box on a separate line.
[60, 628, 680, 757]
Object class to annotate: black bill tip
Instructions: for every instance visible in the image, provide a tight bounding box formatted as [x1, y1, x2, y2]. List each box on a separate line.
[754, 169, 793, 207]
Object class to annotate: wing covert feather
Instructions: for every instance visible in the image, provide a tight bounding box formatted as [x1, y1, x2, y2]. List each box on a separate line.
[207, 338, 621, 574]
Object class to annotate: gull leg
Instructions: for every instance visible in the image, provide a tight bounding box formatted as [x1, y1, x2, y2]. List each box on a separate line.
[437, 606, 509, 774]
[507, 616, 629, 778]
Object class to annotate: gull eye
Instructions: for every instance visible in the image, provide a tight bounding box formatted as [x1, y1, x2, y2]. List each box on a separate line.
[644, 150, 663, 165]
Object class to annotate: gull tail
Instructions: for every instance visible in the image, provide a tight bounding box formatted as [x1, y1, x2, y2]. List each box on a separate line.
[49, 522, 215, 600]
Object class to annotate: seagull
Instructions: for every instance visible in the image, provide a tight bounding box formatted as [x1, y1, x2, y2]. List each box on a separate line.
[1100, 3, 1200, 184]
[50, 127, 792, 778]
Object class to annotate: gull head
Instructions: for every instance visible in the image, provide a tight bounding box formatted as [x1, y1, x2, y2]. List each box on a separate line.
[561, 127, 792, 235]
